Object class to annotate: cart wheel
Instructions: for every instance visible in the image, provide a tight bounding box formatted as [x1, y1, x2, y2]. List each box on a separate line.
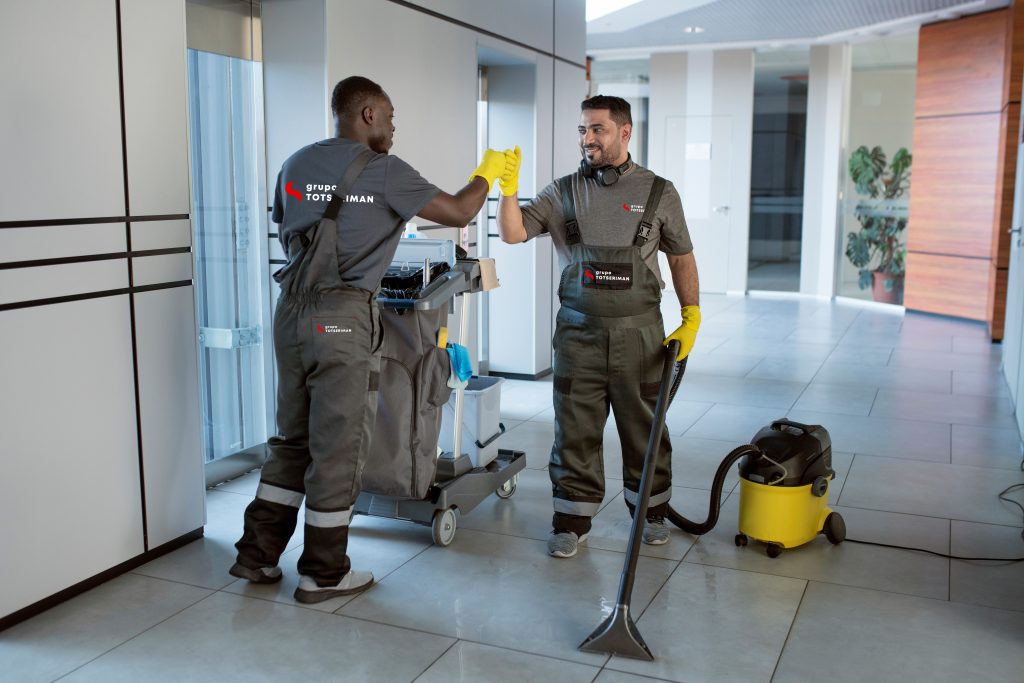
[766, 543, 783, 558]
[824, 512, 846, 545]
[495, 474, 518, 500]
[431, 508, 457, 547]
[734, 533, 748, 547]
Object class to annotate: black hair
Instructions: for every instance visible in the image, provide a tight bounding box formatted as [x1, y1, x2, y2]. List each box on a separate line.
[331, 76, 387, 123]
[581, 95, 632, 127]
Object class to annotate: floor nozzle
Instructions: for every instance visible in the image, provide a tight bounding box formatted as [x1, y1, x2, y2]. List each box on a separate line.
[578, 604, 653, 660]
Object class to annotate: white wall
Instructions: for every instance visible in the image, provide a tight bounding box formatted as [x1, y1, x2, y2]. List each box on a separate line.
[0, 0, 203, 622]
[649, 49, 754, 295]
[801, 43, 851, 298]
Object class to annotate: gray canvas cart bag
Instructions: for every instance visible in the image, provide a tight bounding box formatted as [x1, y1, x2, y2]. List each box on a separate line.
[361, 305, 453, 499]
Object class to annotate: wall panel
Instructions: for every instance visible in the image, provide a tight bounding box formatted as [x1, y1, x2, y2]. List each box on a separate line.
[0, 296, 143, 617]
[904, 252, 992, 320]
[907, 114, 1001, 259]
[0, 0, 124, 222]
[0, 224, 126, 263]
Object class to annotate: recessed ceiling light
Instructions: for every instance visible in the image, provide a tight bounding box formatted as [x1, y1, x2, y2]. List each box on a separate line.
[683, 26, 705, 33]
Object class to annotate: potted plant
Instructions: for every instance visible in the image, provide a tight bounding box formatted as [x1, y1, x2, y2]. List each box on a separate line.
[845, 145, 912, 304]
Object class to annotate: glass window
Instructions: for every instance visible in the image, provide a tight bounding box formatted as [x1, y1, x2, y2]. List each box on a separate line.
[837, 31, 918, 305]
[186, 48, 270, 462]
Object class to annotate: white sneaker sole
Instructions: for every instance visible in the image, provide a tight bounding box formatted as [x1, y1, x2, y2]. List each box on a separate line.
[548, 533, 588, 558]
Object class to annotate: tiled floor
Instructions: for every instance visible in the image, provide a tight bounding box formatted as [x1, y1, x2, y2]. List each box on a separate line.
[4, 295, 1024, 682]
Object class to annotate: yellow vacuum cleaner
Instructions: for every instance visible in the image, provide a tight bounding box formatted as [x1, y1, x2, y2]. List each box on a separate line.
[733, 419, 845, 557]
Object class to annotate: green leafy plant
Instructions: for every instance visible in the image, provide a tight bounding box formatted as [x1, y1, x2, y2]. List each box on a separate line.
[845, 146, 912, 291]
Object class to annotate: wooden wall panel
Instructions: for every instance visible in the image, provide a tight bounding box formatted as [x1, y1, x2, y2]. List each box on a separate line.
[994, 104, 1019, 268]
[904, 252, 992, 320]
[989, 264, 1009, 339]
[907, 114, 1001, 259]
[1006, 0, 1024, 104]
[916, 11, 1008, 117]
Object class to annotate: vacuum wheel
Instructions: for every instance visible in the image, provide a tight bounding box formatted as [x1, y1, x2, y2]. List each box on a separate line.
[431, 508, 457, 547]
[766, 543, 783, 558]
[734, 533, 748, 547]
[495, 474, 518, 500]
[824, 512, 846, 545]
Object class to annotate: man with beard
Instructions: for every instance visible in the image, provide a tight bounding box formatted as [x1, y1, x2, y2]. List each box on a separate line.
[232, 76, 515, 601]
[496, 95, 700, 558]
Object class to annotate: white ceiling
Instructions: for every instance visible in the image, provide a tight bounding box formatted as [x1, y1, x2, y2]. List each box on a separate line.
[586, 0, 1009, 56]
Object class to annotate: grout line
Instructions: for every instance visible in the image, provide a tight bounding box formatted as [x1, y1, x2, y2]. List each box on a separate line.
[835, 453, 854, 502]
[866, 387, 880, 417]
[410, 639, 460, 683]
[947, 518, 952, 602]
[53, 590, 218, 681]
[768, 580, 809, 682]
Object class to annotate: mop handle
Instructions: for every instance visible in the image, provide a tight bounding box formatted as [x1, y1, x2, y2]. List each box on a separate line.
[616, 340, 679, 607]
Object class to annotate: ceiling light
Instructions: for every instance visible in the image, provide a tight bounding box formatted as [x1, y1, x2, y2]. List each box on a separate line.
[683, 26, 706, 33]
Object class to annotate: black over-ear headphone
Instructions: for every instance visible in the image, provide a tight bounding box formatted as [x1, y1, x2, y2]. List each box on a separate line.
[579, 155, 632, 186]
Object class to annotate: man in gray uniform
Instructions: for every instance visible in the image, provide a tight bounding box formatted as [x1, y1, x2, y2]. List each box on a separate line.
[497, 95, 701, 558]
[233, 76, 514, 601]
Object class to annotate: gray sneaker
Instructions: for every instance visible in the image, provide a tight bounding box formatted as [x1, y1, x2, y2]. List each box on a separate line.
[643, 517, 670, 545]
[294, 570, 374, 604]
[548, 531, 588, 558]
[229, 562, 282, 584]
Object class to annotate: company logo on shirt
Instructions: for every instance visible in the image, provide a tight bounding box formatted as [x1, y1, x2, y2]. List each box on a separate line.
[285, 181, 303, 201]
[623, 202, 645, 213]
[289, 182, 376, 203]
[316, 324, 352, 334]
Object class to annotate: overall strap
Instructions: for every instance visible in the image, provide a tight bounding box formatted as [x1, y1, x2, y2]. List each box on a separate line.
[633, 176, 666, 247]
[323, 148, 377, 222]
[558, 175, 582, 246]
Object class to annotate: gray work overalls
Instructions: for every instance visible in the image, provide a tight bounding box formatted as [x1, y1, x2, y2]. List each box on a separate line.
[236, 150, 383, 586]
[549, 173, 673, 536]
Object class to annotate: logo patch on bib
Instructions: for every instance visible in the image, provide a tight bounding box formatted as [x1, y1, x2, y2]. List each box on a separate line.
[581, 262, 633, 290]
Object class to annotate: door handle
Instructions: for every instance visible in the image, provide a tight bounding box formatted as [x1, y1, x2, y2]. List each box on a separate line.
[713, 205, 730, 215]
[1010, 227, 1022, 234]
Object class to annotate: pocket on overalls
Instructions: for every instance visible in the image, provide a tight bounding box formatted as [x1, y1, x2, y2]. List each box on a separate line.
[421, 346, 454, 407]
[311, 316, 361, 361]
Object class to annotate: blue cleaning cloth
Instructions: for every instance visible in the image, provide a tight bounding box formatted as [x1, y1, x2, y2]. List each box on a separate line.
[446, 343, 473, 387]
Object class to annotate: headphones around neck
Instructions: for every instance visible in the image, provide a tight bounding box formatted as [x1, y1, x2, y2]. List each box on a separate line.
[579, 155, 632, 186]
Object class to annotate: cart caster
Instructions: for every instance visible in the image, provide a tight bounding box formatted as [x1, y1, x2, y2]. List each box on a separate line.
[824, 511, 846, 545]
[734, 533, 748, 547]
[495, 474, 518, 500]
[766, 543, 783, 558]
[431, 508, 457, 547]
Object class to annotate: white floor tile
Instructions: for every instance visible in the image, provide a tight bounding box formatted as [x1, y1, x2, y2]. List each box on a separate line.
[773, 582, 1024, 682]
[415, 640, 600, 683]
[949, 520, 1024, 612]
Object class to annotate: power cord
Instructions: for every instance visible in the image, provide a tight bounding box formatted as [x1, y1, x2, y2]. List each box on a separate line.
[846, 452, 1024, 562]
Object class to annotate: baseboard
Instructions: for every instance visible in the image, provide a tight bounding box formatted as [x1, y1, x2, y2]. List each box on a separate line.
[0, 527, 204, 632]
[488, 368, 553, 381]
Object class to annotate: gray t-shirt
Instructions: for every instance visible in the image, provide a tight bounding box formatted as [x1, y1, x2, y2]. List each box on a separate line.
[273, 138, 440, 291]
[521, 163, 692, 288]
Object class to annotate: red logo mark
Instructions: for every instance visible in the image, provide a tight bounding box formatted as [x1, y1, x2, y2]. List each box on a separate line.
[583, 268, 595, 281]
[623, 203, 629, 211]
[316, 325, 325, 333]
[285, 181, 303, 201]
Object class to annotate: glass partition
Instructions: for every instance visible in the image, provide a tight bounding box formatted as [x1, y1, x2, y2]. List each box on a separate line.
[837, 32, 918, 304]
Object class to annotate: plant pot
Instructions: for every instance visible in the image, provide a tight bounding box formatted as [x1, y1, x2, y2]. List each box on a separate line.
[871, 271, 904, 305]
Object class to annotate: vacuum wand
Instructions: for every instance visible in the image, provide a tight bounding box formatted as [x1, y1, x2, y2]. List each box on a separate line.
[578, 340, 680, 661]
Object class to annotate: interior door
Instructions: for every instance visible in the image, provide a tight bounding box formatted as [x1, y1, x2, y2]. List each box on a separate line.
[1004, 117, 1024, 411]
[664, 115, 733, 293]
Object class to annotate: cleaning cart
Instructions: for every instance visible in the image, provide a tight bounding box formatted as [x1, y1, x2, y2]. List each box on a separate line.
[354, 239, 525, 546]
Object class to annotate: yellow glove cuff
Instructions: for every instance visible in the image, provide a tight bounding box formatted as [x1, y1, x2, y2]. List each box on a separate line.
[498, 145, 522, 197]
[680, 305, 701, 331]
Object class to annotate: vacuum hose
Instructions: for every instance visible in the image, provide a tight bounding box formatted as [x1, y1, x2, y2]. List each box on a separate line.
[662, 356, 761, 536]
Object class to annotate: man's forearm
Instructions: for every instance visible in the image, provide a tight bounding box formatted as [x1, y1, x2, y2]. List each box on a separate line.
[667, 252, 699, 307]
[497, 193, 527, 244]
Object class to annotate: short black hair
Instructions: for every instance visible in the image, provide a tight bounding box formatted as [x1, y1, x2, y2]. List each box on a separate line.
[331, 76, 387, 123]
[581, 95, 632, 127]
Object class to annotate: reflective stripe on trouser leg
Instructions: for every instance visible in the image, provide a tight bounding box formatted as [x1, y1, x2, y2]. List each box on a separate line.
[623, 486, 672, 508]
[234, 298, 312, 571]
[297, 291, 380, 585]
[553, 498, 602, 517]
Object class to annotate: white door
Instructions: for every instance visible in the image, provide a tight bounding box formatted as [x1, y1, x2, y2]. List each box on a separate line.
[664, 115, 733, 293]
[1004, 109, 1024, 419]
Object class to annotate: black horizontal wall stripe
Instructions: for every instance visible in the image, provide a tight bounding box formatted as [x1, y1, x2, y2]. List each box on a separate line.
[0, 214, 188, 229]
[0, 247, 192, 271]
[0, 280, 192, 312]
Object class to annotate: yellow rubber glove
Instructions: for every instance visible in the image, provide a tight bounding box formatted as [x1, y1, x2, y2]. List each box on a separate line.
[498, 145, 522, 197]
[469, 148, 507, 190]
[663, 305, 701, 361]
